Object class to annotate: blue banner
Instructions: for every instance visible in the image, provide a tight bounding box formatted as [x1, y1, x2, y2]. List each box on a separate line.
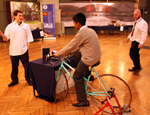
[42, 4, 56, 38]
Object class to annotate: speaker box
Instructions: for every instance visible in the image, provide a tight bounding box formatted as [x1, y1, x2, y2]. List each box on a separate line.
[42, 48, 50, 61]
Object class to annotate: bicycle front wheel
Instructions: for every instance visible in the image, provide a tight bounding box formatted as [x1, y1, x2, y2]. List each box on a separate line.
[55, 71, 68, 101]
[91, 74, 132, 114]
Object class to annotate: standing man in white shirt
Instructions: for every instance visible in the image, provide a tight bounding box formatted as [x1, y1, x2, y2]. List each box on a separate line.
[127, 9, 148, 74]
[0, 10, 34, 87]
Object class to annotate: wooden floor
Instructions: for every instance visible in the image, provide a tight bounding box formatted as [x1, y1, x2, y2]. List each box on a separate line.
[0, 33, 150, 115]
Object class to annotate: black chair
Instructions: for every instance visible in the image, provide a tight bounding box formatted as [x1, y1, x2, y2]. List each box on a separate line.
[31, 28, 44, 41]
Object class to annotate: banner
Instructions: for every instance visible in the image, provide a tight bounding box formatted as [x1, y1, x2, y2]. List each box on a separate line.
[59, 3, 138, 27]
[42, 4, 56, 39]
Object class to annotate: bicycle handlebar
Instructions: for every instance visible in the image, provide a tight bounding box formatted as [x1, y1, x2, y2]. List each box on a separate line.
[60, 53, 74, 61]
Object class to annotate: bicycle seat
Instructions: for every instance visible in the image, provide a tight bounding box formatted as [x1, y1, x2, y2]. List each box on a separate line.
[92, 61, 100, 67]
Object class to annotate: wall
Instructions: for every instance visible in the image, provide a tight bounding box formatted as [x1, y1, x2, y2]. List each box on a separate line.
[139, 0, 149, 22]
[0, 0, 8, 32]
[0, 0, 149, 36]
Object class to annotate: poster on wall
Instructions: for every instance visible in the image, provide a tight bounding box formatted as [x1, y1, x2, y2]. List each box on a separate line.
[9, 1, 41, 29]
[59, 3, 138, 27]
[42, 4, 56, 39]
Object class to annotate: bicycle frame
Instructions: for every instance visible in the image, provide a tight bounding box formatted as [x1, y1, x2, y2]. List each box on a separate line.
[56, 58, 124, 115]
[56, 60, 112, 98]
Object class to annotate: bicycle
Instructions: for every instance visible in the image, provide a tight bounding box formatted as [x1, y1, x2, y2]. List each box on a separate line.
[54, 54, 132, 115]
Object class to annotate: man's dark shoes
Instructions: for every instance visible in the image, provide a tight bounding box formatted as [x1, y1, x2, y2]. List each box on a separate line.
[129, 67, 141, 74]
[8, 81, 18, 87]
[133, 68, 141, 75]
[27, 80, 32, 86]
[128, 67, 137, 71]
[72, 101, 90, 107]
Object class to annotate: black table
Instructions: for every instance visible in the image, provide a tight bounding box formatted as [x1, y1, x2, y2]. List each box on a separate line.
[90, 25, 129, 35]
[31, 29, 44, 41]
[28, 56, 77, 102]
[28, 58, 61, 102]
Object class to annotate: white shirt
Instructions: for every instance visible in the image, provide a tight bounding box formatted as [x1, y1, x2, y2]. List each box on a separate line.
[128, 17, 148, 44]
[4, 21, 34, 56]
[79, 25, 87, 31]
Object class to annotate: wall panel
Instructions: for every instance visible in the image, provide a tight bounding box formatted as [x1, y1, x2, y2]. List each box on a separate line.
[0, 0, 7, 32]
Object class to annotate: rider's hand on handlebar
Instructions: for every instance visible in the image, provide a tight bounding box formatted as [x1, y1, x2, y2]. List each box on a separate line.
[53, 53, 59, 57]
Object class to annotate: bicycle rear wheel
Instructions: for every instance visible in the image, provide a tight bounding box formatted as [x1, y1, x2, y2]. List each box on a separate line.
[55, 71, 68, 101]
[90, 74, 132, 114]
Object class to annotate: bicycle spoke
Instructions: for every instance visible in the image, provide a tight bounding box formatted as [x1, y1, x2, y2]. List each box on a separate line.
[90, 74, 132, 114]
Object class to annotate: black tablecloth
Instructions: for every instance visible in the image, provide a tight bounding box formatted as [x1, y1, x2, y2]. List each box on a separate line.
[31, 29, 44, 40]
[90, 25, 129, 33]
[28, 57, 77, 102]
[28, 58, 61, 102]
